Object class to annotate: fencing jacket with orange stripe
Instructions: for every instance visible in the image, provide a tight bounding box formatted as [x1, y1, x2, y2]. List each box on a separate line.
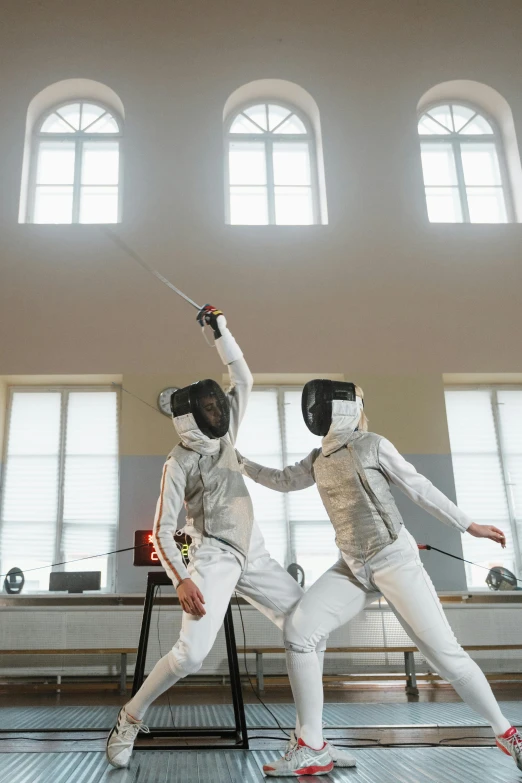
[152, 326, 254, 588]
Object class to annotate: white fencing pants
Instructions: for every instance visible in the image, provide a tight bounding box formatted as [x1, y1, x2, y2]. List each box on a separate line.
[127, 534, 325, 721]
[284, 526, 511, 748]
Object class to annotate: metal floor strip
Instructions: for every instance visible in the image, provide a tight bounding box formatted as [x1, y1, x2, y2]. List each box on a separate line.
[1, 701, 522, 730]
[0, 747, 517, 783]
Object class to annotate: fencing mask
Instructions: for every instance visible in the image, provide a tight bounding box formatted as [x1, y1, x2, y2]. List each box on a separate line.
[486, 567, 519, 591]
[171, 379, 230, 439]
[302, 380, 358, 436]
[4, 567, 25, 595]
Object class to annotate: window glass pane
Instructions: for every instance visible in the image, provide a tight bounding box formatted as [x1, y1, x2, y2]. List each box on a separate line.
[427, 105, 453, 132]
[66, 392, 118, 455]
[284, 390, 321, 455]
[497, 391, 522, 548]
[418, 115, 450, 135]
[81, 140, 119, 185]
[236, 390, 287, 566]
[34, 185, 74, 224]
[425, 187, 462, 223]
[81, 103, 106, 130]
[229, 141, 267, 185]
[293, 522, 338, 588]
[283, 390, 337, 585]
[462, 115, 494, 135]
[268, 104, 291, 131]
[244, 104, 268, 131]
[452, 105, 477, 133]
[229, 186, 268, 225]
[420, 142, 458, 186]
[56, 103, 81, 131]
[275, 187, 314, 225]
[273, 142, 311, 186]
[62, 392, 118, 590]
[79, 186, 118, 224]
[87, 114, 120, 134]
[445, 390, 517, 588]
[466, 187, 507, 223]
[36, 140, 75, 185]
[7, 392, 62, 455]
[276, 115, 307, 135]
[0, 392, 62, 593]
[229, 114, 264, 134]
[0, 521, 55, 593]
[40, 113, 75, 133]
[461, 143, 502, 186]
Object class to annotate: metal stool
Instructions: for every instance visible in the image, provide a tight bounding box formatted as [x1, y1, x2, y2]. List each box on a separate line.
[132, 571, 249, 749]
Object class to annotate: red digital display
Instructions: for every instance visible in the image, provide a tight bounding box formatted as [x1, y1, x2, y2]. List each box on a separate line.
[133, 530, 191, 567]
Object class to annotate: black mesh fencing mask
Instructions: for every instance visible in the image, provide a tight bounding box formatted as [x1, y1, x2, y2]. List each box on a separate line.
[302, 380, 357, 436]
[171, 379, 230, 439]
[486, 566, 519, 591]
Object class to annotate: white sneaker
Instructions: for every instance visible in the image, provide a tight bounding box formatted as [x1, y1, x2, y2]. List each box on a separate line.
[285, 731, 356, 768]
[325, 739, 357, 767]
[263, 737, 334, 777]
[106, 706, 150, 768]
[496, 726, 522, 770]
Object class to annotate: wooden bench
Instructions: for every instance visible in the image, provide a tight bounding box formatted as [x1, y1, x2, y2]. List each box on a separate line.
[0, 648, 138, 695]
[238, 644, 522, 695]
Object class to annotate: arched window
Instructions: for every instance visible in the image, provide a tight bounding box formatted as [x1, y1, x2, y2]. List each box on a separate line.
[418, 103, 511, 223]
[28, 101, 122, 224]
[225, 102, 319, 225]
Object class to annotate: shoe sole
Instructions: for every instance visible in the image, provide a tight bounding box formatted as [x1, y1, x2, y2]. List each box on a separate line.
[496, 740, 522, 771]
[263, 761, 334, 776]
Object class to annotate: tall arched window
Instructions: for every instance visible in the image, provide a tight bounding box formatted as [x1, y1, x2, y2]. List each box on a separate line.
[418, 103, 511, 223]
[225, 102, 318, 225]
[28, 101, 122, 224]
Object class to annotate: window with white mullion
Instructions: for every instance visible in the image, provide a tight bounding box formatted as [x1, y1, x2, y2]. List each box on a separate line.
[452, 140, 471, 223]
[30, 100, 122, 224]
[494, 390, 522, 577]
[53, 390, 69, 569]
[226, 101, 317, 225]
[266, 139, 277, 227]
[0, 387, 119, 592]
[445, 387, 522, 588]
[419, 102, 510, 224]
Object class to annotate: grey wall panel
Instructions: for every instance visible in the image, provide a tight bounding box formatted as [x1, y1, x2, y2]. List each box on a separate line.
[391, 453, 467, 591]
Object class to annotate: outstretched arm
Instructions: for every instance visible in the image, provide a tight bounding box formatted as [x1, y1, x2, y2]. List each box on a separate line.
[198, 306, 253, 444]
[237, 450, 319, 492]
[378, 437, 506, 545]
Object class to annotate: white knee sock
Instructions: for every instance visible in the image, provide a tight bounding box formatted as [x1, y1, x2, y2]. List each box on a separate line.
[287, 650, 324, 749]
[451, 660, 511, 736]
[294, 646, 325, 739]
[126, 653, 180, 721]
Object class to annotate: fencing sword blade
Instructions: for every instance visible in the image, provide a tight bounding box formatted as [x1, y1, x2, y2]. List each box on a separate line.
[102, 227, 202, 310]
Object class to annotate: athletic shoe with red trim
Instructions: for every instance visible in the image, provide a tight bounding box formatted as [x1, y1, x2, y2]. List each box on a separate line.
[284, 730, 356, 768]
[263, 737, 334, 777]
[496, 726, 522, 770]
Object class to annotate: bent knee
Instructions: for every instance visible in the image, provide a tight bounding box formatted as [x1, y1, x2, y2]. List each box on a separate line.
[168, 645, 205, 678]
[283, 611, 317, 654]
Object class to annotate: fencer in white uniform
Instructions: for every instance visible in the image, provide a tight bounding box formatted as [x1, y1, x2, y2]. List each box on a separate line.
[239, 380, 522, 776]
[106, 314, 353, 770]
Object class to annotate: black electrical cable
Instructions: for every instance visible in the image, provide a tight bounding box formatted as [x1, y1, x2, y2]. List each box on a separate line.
[113, 382, 166, 418]
[0, 544, 151, 581]
[421, 544, 522, 584]
[234, 593, 290, 740]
